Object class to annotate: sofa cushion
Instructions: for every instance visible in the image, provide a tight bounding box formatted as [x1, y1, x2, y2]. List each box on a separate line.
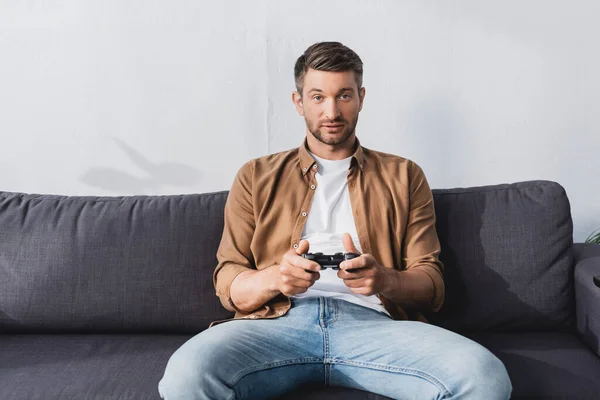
[428, 180, 574, 332]
[0, 334, 391, 400]
[0, 334, 190, 399]
[0, 191, 233, 333]
[465, 331, 600, 399]
[0, 180, 575, 334]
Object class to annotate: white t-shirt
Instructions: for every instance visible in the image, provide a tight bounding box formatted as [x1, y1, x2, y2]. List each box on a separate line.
[291, 151, 391, 317]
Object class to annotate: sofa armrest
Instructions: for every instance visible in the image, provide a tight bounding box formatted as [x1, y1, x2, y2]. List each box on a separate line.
[574, 243, 600, 357]
[573, 242, 600, 263]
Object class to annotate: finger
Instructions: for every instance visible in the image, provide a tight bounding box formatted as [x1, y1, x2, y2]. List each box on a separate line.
[343, 276, 374, 291]
[281, 282, 311, 296]
[282, 261, 320, 282]
[295, 239, 310, 255]
[340, 256, 367, 271]
[281, 273, 318, 290]
[286, 252, 321, 272]
[337, 268, 365, 280]
[342, 233, 361, 255]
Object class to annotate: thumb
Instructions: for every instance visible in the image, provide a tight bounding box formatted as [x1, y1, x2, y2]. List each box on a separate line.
[296, 239, 310, 255]
[342, 233, 361, 254]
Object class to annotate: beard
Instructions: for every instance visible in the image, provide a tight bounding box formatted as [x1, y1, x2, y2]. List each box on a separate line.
[305, 114, 359, 146]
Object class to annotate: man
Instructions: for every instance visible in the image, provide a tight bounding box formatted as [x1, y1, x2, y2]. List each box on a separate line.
[159, 42, 512, 399]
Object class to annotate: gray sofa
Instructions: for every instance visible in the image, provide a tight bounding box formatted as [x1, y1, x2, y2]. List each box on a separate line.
[1, 180, 599, 399]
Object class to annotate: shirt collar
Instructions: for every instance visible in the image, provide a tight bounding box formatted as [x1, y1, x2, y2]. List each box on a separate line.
[298, 136, 365, 176]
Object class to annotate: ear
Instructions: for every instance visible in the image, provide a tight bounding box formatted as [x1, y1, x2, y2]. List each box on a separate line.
[358, 87, 366, 112]
[292, 91, 305, 117]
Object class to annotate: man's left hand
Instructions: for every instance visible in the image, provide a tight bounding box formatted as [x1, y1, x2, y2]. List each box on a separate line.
[338, 233, 394, 296]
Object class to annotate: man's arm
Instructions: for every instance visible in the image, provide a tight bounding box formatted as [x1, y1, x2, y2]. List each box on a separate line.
[213, 161, 263, 313]
[340, 240, 443, 313]
[228, 266, 280, 313]
[379, 268, 437, 311]
[228, 239, 320, 313]
[395, 160, 445, 312]
[339, 160, 444, 313]
[213, 162, 321, 314]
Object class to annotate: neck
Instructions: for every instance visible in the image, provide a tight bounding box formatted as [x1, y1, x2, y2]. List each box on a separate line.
[306, 133, 357, 160]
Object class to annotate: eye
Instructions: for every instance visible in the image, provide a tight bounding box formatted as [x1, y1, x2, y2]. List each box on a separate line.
[339, 94, 351, 100]
[313, 95, 322, 101]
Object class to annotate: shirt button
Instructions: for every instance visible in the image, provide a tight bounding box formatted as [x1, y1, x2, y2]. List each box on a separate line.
[278, 311, 284, 316]
[301, 212, 307, 217]
[310, 185, 316, 190]
[303, 167, 307, 172]
[312, 165, 317, 169]
[293, 243, 299, 249]
[250, 315, 257, 319]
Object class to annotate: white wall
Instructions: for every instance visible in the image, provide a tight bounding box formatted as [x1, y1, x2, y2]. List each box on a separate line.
[1, 0, 598, 242]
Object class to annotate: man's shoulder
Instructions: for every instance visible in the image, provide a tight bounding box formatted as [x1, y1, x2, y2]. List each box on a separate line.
[242, 147, 300, 171]
[255, 146, 299, 164]
[363, 146, 416, 170]
[363, 147, 430, 183]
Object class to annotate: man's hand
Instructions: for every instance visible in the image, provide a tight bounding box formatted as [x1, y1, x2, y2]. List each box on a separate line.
[338, 233, 394, 296]
[276, 240, 321, 297]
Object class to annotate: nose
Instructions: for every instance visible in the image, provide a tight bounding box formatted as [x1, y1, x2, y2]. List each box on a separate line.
[324, 99, 341, 120]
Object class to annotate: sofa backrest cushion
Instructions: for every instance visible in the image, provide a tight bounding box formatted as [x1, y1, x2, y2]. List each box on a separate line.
[0, 179, 575, 334]
[428, 180, 575, 332]
[0, 191, 233, 333]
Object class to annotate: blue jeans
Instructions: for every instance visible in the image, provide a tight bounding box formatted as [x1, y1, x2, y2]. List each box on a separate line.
[158, 296, 512, 399]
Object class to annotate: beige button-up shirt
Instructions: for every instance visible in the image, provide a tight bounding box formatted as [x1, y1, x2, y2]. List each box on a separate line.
[211, 138, 444, 328]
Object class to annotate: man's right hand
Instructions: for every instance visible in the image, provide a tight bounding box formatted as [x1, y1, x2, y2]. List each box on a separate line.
[275, 240, 321, 297]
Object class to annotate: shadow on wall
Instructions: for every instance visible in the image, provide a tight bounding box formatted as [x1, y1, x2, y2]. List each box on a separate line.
[79, 138, 202, 194]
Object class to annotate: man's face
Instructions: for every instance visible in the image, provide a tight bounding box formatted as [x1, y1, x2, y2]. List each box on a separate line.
[293, 69, 365, 147]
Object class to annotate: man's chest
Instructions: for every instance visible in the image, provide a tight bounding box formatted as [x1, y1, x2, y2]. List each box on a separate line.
[250, 170, 408, 267]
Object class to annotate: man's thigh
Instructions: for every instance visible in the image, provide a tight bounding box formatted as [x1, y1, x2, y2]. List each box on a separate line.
[159, 300, 327, 399]
[326, 301, 511, 399]
[208, 316, 324, 365]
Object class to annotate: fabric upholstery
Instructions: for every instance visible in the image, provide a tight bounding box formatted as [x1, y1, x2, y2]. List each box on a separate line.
[0, 180, 596, 400]
[574, 253, 600, 357]
[0, 334, 390, 400]
[428, 181, 575, 332]
[0, 191, 233, 333]
[465, 331, 600, 399]
[0, 334, 189, 399]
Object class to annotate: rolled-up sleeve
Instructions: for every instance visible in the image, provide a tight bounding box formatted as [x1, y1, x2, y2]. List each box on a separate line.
[403, 161, 445, 312]
[213, 161, 256, 312]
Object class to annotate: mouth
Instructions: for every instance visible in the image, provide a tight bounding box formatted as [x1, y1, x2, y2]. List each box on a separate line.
[321, 124, 344, 131]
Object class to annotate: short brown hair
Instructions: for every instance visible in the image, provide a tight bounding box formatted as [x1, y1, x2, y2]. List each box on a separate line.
[294, 42, 363, 96]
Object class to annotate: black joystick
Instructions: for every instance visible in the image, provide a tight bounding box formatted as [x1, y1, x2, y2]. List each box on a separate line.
[301, 252, 361, 270]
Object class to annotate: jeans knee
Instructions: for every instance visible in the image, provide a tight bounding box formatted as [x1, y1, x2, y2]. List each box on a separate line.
[158, 348, 217, 399]
[158, 362, 200, 399]
[469, 348, 512, 399]
[449, 346, 512, 399]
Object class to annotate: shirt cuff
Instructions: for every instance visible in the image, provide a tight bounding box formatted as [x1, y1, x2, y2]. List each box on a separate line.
[214, 263, 253, 313]
[412, 264, 445, 312]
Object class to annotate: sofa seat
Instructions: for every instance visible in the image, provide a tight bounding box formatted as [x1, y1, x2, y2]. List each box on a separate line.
[1, 182, 598, 399]
[4, 331, 599, 399]
[466, 331, 600, 399]
[0, 334, 190, 399]
[0, 334, 391, 400]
